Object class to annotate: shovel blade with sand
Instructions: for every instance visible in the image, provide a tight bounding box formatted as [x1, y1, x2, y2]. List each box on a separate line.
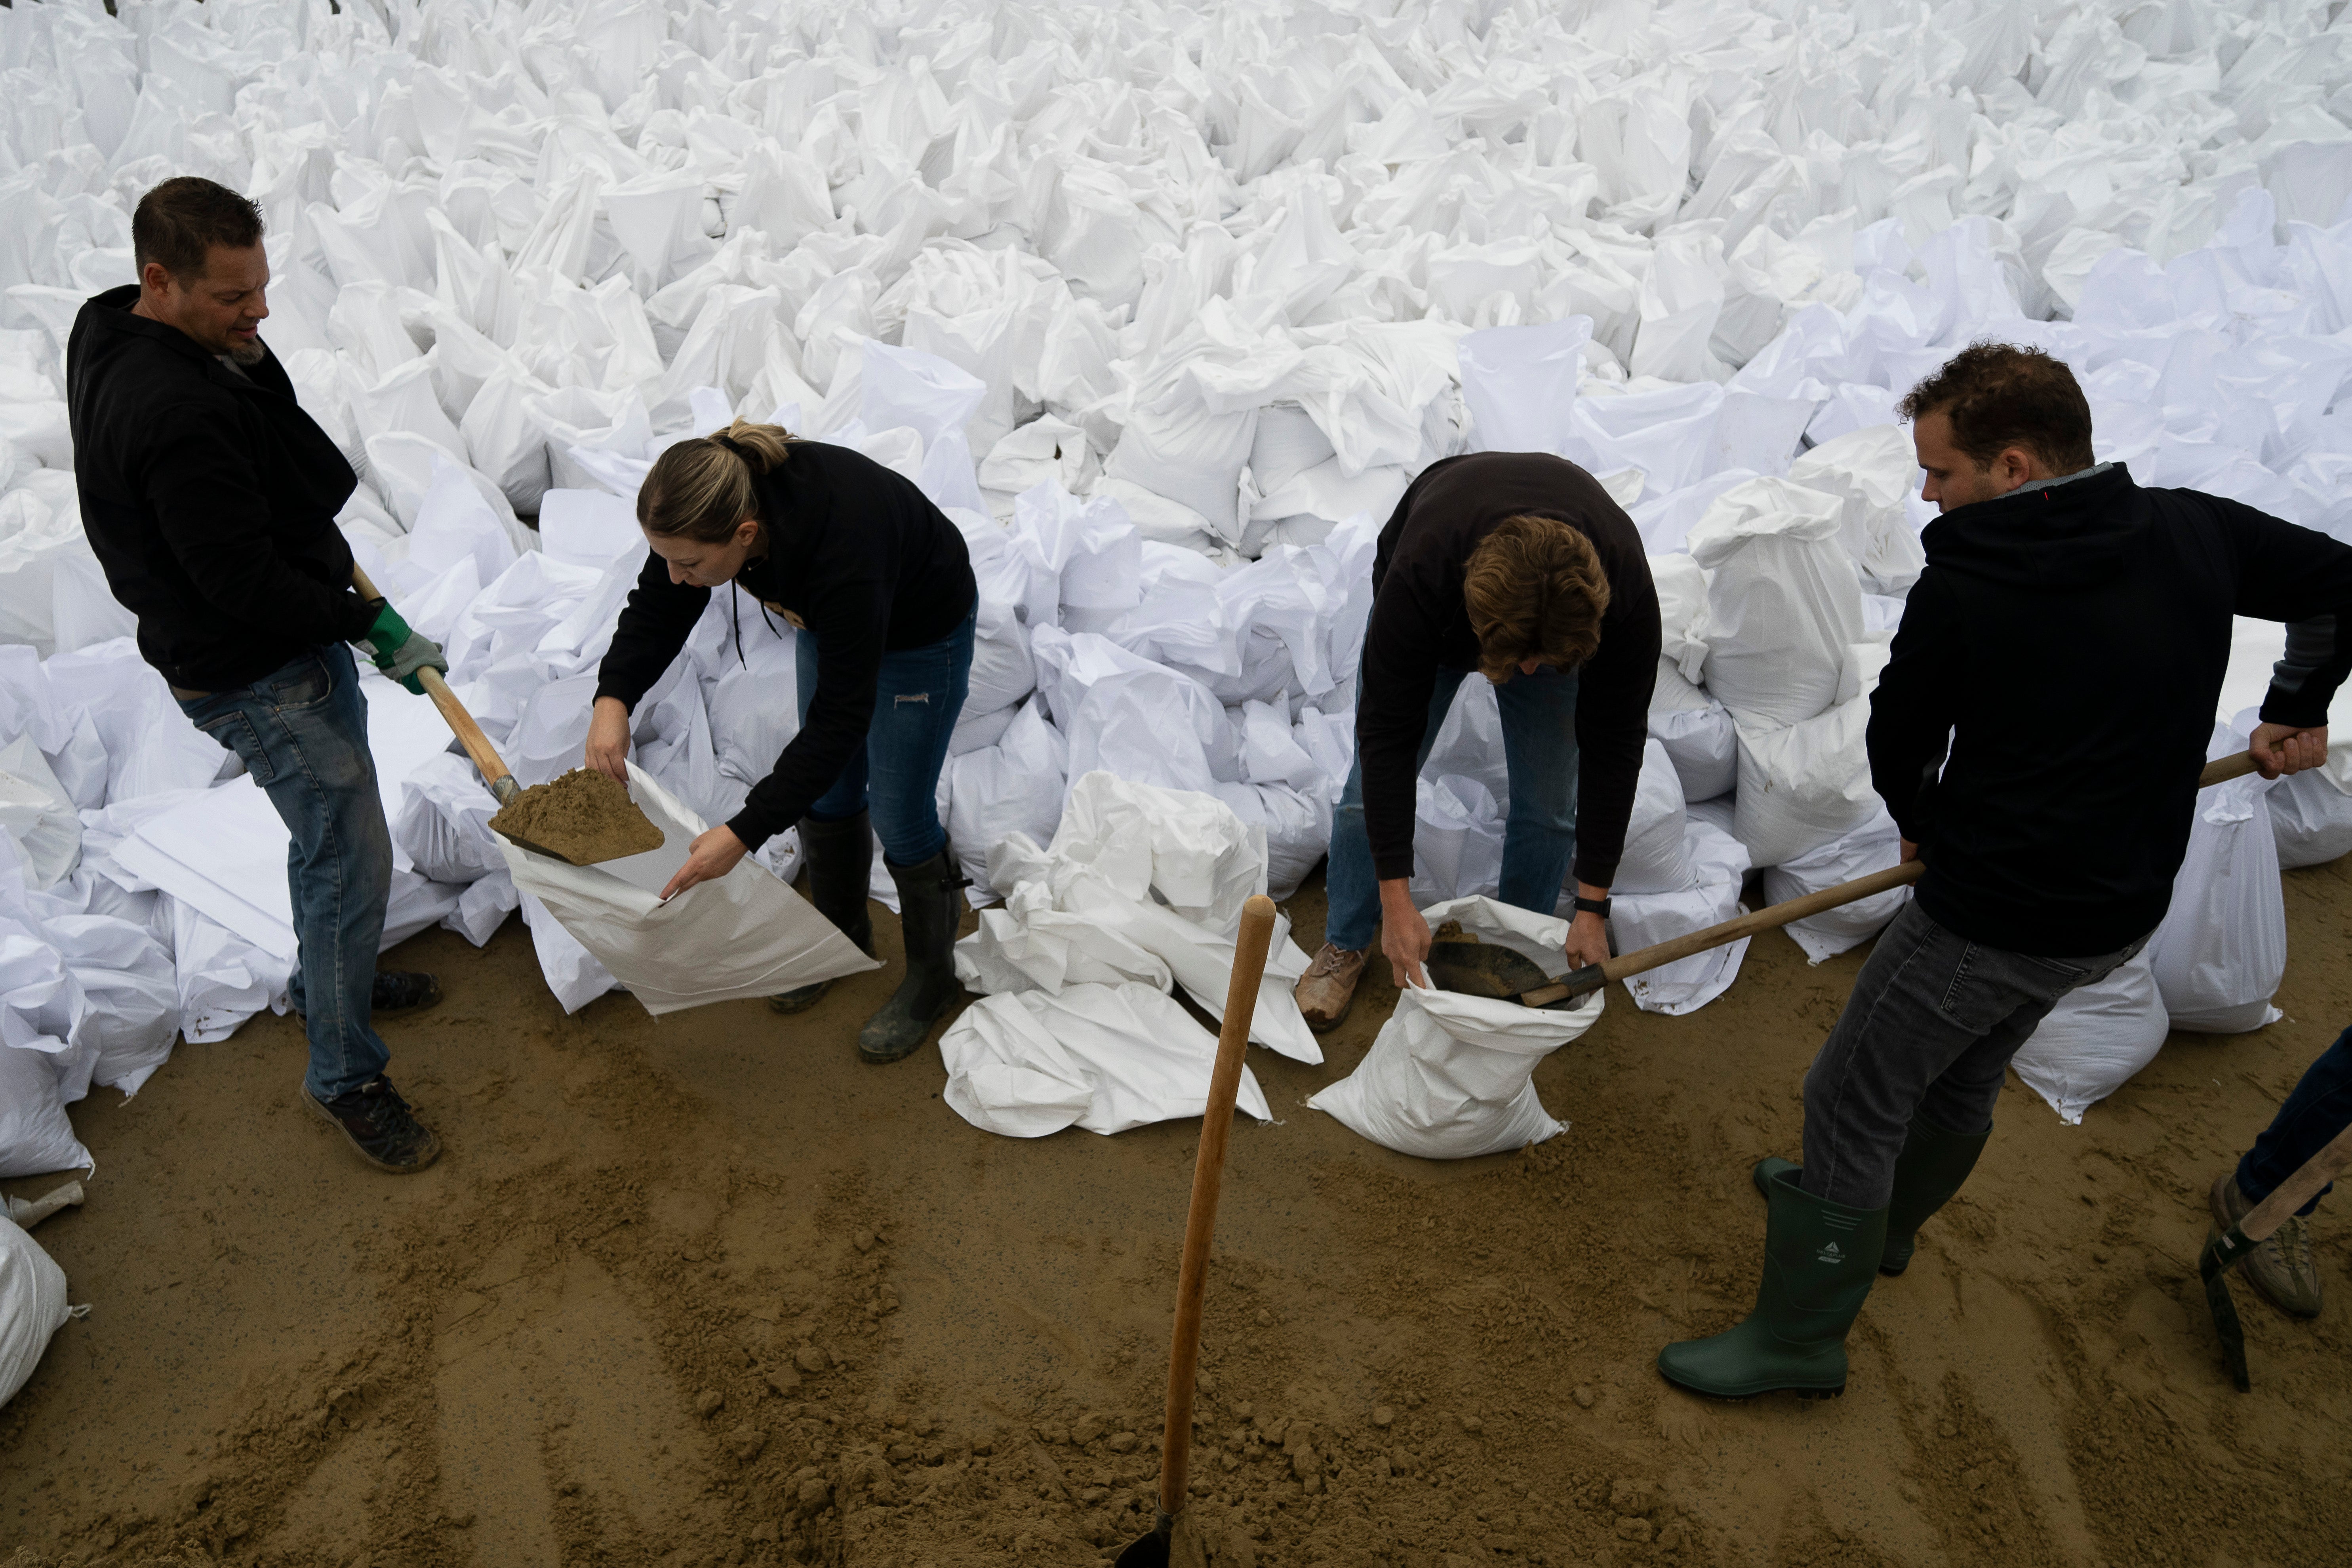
[352, 566, 662, 868]
[1430, 751, 2267, 1008]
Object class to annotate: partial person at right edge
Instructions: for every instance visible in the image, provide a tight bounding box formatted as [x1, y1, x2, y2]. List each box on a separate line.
[2211, 1024, 2352, 1322]
[1658, 342, 2352, 1401]
[587, 421, 977, 1063]
[1293, 450, 1660, 1032]
[67, 177, 448, 1174]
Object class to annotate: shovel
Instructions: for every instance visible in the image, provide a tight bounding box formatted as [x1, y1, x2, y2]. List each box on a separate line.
[1118, 893, 1280, 1568]
[2200, 1120, 2352, 1391]
[1428, 750, 2265, 1008]
[350, 564, 657, 867]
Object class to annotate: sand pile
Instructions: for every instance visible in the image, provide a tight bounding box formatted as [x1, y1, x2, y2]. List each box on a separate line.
[489, 770, 666, 866]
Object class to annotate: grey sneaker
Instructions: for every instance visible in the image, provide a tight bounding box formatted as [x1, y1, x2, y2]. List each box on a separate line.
[2211, 1173, 2322, 1319]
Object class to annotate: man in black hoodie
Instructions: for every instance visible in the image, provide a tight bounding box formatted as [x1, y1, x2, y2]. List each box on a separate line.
[67, 177, 448, 1173]
[1659, 342, 2352, 1400]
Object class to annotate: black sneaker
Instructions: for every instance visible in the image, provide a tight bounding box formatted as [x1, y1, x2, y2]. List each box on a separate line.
[303, 1076, 442, 1173]
[373, 971, 442, 1013]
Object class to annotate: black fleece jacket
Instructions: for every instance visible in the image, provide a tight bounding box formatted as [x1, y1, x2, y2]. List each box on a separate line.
[1359, 452, 1660, 890]
[595, 440, 975, 852]
[66, 285, 375, 690]
[1871, 463, 2352, 956]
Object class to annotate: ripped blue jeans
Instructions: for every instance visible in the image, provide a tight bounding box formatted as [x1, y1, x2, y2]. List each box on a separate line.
[795, 606, 975, 866]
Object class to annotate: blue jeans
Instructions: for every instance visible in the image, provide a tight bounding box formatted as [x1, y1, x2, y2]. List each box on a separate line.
[795, 606, 975, 866]
[1324, 665, 1581, 952]
[177, 644, 394, 1102]
[2237, 1026, 2352, 1217]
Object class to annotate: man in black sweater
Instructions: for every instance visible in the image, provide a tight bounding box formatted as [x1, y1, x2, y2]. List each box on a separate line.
[67, 177, 448, 1173]
[1294, 451, 1660, 1031]
[1660, 342, 2352, 1400]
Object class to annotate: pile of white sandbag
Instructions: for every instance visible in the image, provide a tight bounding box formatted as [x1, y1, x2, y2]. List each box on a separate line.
[2, 0, 2352, 1173]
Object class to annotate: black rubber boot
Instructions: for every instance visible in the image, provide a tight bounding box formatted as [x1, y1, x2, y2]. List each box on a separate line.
[857, 850, 966, 1064]
[1751, 1115, 1990, 1277]
[1658, 1166, 1887, 1398]
[771, 812, 875, 1015]
[1878, 1113, 1991, 1276]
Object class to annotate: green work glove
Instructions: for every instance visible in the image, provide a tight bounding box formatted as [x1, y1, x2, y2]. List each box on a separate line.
[359, 598, 449, 697]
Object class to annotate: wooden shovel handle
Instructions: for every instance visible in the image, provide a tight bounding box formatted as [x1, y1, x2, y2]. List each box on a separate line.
[2236, 1121, 2352, 1243]
[1156, 894, 1278, 1523]
[351, 563, 519, 798]
[1524, 749, 2269, 1006]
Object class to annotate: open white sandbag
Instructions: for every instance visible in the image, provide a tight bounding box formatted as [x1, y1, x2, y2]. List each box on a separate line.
[0, 1212, 69, 1411]
[939, 981, 1272, 1139]
[1689, 477, 1866, 726]
[1308, 895, 1602, 1159]
[2148, 739, 2285, 1034]
[1608, 812, 1751, 1015]
[499, 763, 877, 1015]
[1784, 425, 1926, 597]
[2009, 949, 2170, 1125]
[1762, 807, 1911, 963]
[1731, 696, 1880, 869]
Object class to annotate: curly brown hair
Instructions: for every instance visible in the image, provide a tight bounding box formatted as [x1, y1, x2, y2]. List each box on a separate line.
[1897, 341, 2095, 474]
[1462, 514, 1611, 682]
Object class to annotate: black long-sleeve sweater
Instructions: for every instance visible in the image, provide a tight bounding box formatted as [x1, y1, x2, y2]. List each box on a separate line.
[594, 440, 975, 851]
[1358, 452, 1661, 890]
[67, 286, 376, 690]
[1870, 463, 2352, 956]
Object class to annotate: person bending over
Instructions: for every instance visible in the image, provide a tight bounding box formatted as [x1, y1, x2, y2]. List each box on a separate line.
[1659, 342, 2352, 1400]
[67, 177, 447, 1173]
[588, 421, 977, 1063]
[1293, 451, 1660, 1031]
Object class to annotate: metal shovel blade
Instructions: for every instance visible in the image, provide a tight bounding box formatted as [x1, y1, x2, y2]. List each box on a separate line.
[2200, 1228, 2253, 1393]
[1425, 940, 1556, 1000]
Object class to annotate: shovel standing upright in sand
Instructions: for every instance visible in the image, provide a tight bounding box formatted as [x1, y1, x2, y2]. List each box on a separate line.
[350, 564, 660, 867]
[1119, 894, 1280, 1568]
[2200, 1120, 2352, 1391]
[1428, 750, 2267, 1007]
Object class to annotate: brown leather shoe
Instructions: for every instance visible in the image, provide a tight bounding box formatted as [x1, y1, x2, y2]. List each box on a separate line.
[1295, 943, 1369, 1033]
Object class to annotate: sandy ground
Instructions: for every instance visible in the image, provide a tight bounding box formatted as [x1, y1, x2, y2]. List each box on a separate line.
[4, 854, 2351, 1568]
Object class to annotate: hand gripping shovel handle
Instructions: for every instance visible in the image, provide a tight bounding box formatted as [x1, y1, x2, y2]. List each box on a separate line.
[1527, 750, 2270, 1008]
[2202, 1119, 2352, 1391]
[350, 564, 522, 806]
[1130, 895, 1279, 1562]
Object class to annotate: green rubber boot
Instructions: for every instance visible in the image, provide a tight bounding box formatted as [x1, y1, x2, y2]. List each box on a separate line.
[771, 812, 875, 1015]
[1878, 1114, 1990, 1277]
[1659, 1167, 1888, 1399]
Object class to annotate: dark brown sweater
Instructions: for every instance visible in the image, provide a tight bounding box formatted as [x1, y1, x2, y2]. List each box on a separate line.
[1358, 452, 1660, 890]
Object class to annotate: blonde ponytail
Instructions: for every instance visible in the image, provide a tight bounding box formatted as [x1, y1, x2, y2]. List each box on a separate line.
[636, 419, 798, 543]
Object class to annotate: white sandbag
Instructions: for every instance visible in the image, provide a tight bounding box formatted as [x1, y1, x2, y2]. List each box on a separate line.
[1308, 897, 1603, 1159]
[939, 981, 1272, 1139]
[1457, 316, 1589, 457]
[1647, 662, 1736, 804]
[0, 1045, 90, 1179]
[499, 763, 878, 1016]
[1649, 552, 1710, 683]
[1408, 774, 1506, 907]
[2268, 768, 2352, 869]
[1784, 424, 1926, 597]
[1613, 739, 1692, 895]
[2010, 949, 2169, 1125]
[393, 752, 503, 885]
[1731, 696, 1880, 869]
[1689, 477, 1867, 726]
[945, 699, 1066, 896]
[2148, 739, 2285, 1034]
[166, 894, 289, 1045]
[0, 734, 80, 890]
[1608, 813, 1751, 1015]
[0, 1205, 69, 1409]
[1761, 806, 1911, 963]
[956, 878, 1174, 997]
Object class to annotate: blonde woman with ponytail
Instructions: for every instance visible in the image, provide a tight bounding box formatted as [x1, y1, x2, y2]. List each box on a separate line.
[586, 419, 979, 1063]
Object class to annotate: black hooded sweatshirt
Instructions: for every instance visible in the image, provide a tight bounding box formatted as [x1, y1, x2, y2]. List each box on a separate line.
[1869, 463, 2352, 956]
[66, 285, 375, 691]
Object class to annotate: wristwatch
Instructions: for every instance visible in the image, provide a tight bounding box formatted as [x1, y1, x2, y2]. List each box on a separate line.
[1572, 895, 1611, 920]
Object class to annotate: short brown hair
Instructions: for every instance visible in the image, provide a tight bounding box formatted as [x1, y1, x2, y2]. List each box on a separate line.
[637, 419, 798, 543]
[132, 177, 264, 282]
[1462, 514, 1611, 682]
[1897, 341, 2095, 474]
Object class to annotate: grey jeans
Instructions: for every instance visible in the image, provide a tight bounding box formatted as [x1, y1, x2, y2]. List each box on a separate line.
[1802, 900, 2150, 1208]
